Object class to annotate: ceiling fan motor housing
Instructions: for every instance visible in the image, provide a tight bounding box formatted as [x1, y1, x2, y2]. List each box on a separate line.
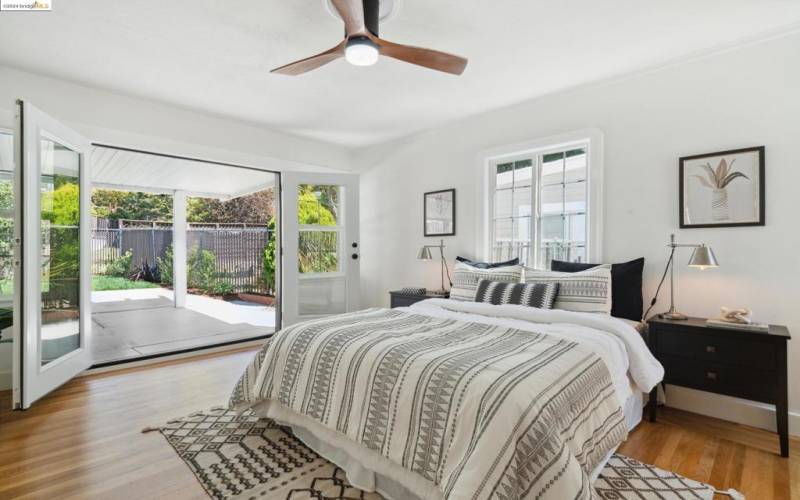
[362, 0, 380, 37]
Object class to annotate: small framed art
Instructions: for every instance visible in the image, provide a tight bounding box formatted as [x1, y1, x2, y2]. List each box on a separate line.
[424, 189, 456, 236]
[680, 146, 765, 228]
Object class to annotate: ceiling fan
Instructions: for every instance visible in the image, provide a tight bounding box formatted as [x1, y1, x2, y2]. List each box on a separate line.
[271, 0, 468, 76]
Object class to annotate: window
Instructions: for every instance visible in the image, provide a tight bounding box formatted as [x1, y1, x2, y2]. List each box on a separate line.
[297, 184, 341, 274]
[486, 133, 600, 269]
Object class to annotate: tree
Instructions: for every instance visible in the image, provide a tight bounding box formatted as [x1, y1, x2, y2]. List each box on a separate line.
[91, 189, 173, 221]
[43, 179, 79, 225]
[297, 185, 338, 273]
[187, 188, 274, 224]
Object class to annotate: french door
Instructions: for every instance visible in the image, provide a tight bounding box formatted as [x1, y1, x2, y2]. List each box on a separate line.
[12, 101, 92, 409]
[281, 172, 359, 326]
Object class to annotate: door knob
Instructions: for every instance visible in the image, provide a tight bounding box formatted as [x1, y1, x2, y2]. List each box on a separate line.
[351, 253, 359, 260]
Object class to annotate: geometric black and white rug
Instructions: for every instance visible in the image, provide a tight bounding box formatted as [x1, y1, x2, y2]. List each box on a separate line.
[146, 408, 740, 500]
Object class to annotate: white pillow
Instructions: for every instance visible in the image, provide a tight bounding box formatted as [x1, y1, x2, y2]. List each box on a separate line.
[450, 262, 523, 301]
[523, 265, 613, 314]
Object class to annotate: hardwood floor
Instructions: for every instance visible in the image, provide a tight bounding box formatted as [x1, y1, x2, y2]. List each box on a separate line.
[0, 348, 796, 499]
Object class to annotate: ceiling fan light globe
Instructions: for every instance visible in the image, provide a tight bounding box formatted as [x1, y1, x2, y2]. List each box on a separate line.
[345, 38, 379, 66]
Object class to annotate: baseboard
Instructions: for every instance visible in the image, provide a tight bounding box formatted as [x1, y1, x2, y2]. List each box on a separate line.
[664, 385, 800, 437]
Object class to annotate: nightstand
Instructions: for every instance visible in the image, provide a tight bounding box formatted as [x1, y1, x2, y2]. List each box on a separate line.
[389, 290, 449, 309]
[647, 316, 791, 457]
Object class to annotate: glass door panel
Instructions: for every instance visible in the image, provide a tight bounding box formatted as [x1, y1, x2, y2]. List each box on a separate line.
[0, 130, 14, 350]
[39, 138, 81, 365]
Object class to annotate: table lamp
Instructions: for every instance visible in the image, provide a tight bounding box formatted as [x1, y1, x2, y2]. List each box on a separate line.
[658, 233, 719, 320]
[417, 239, 452, 296]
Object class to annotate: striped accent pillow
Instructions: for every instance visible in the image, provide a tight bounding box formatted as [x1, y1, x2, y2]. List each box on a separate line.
[523, 265, 613, 314]
[474, 280, 559, 309]
[450, 262, 523, 301]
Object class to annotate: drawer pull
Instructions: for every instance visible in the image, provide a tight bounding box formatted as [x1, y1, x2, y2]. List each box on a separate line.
[705, 345, 717, 353]
[706, 371, 718, 380]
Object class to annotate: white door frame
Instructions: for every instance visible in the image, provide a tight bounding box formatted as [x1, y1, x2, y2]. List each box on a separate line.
[13, 101, 93, 409]
[281, 172, 359, 326]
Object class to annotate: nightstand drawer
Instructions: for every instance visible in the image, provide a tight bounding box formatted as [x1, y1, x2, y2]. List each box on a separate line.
[658, 330, 776, 369]
[661, 355, 777, 402]
[390, 294, 423, 308]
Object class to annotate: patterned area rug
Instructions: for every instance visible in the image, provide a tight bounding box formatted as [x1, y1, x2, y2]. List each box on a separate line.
[147, 408, 732, 500]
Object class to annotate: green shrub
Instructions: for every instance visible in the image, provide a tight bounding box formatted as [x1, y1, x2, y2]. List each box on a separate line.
[157, 244, 218, 291]
[210, 281, 234, 296]
[106, 250, 133, 278]
[188, 246, 216, 291]
[157, 245, 174, 285]
[263, 217, 276, 295]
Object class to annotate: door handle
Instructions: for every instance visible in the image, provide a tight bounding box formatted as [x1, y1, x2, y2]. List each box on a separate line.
[351, 253, 359, 260]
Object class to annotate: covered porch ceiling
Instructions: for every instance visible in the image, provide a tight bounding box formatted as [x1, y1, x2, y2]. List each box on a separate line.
[91, 145, 276, 200]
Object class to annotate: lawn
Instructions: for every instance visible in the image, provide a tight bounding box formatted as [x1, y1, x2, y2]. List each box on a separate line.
[0, 276, 160, 293]
[92, 276, 160, 291]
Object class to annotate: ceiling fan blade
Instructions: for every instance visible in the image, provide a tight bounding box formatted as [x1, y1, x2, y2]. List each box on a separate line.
[271, 41, 346, 76]
[373, 37, 468, 75]
[331, 0, 367, 36]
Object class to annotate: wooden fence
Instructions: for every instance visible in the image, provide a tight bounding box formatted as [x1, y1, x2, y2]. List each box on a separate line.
[92, 224, 272, 294]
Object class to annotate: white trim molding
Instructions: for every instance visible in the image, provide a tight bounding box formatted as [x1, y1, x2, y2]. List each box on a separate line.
[665, 385, 800, 438]
[475, 128, 604, 265]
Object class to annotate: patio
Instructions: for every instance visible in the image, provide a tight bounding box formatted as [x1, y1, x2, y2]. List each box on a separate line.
[91, 288, 274, 363]
[88, 146, 278, 364]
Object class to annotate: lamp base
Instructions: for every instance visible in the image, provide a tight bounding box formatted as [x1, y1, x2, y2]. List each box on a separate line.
[658, 310, 689, 321]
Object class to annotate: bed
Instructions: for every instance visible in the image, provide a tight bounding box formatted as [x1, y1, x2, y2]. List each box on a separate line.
[230, 298, 663, 500]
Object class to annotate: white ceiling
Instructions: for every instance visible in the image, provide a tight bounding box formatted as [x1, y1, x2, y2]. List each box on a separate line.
[1, 1, 799, 148]
[92, 146, 275, 199]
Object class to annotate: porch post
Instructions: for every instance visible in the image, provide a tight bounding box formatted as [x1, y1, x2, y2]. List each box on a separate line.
[173, 190, 187, 308]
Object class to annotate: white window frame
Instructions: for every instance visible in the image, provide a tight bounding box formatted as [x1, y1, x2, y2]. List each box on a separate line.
[475, 128, 604, 267]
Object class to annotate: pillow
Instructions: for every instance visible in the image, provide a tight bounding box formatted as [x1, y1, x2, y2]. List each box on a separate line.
[450, 262, 523, 301]
[455, 256, 520, 269]
[523, 265, 612, 314]
[551, 258, 644, 321]
[474, 280, 559, 309]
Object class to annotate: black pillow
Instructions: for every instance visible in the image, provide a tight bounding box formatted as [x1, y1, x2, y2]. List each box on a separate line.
[456, 256, 520, 269]
[551, 258, 644, 321]
[475, 280, 559, 309]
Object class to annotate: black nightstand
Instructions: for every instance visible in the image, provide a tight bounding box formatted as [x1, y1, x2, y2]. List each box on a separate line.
[389, 290, 449, 309]
[647, 316, 791, 457]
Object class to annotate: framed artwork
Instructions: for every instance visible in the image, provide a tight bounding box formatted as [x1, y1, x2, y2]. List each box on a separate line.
[424, 189, 456, 236]
[680, 146, 765, 228]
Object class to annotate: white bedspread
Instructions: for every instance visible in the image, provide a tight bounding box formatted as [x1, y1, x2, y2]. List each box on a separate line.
[230, 300, 664, 500]
[407, 299, 663, 397]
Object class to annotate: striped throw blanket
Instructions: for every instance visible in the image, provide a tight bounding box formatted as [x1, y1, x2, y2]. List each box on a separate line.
[230, 308, 627, 500]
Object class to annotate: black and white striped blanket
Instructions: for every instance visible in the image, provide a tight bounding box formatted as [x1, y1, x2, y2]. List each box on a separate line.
[230, 308, 628, 500]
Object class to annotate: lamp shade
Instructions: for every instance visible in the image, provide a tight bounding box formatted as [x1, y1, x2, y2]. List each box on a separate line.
[417, 246, 433, 260]
[688, 245, 719, 270]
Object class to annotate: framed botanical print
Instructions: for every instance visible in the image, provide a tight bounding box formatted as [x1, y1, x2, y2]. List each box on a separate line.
[424, 189, 456, 236]
[680, 146, 765, 228]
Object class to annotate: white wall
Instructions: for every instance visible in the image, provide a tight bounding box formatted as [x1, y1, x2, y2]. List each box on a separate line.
[357, 33, 800, 435]
[0, 65, 351, 173]
[0, 65, 353, 391]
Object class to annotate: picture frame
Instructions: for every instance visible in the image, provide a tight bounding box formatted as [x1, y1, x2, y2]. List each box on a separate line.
[679, 146, 765, 228]
[424, 189, 456, 236]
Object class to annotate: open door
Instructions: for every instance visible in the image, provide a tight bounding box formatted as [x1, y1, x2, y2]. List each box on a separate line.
[12, 101, 92, 409]
[281, 172, 359, 326]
